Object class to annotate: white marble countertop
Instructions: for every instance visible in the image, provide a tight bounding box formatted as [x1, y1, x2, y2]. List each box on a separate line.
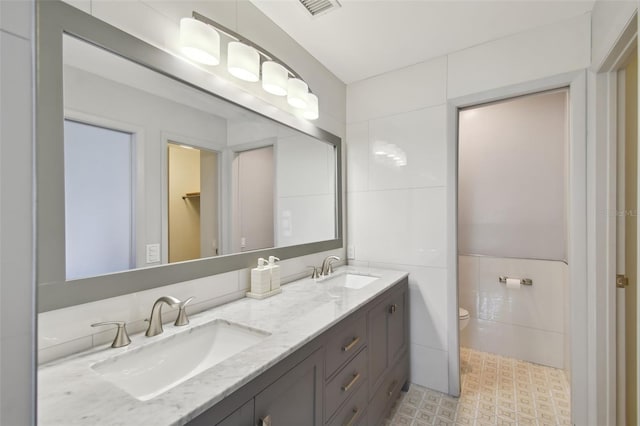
[38, 266, 408, 426]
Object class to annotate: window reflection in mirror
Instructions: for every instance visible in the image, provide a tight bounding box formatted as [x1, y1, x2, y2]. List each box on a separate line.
[64, 119, 135, 280]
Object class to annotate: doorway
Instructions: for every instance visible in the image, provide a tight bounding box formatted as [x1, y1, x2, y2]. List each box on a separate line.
[232, 146, 275, 252]
[456, 89, 571, 424]
[167, 142, 219, 263]
[616, 48, 638, 426]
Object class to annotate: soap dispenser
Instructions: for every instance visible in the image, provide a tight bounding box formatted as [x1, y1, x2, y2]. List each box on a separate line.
[268, 256, 281, 291]
[250, 258, 271, 295]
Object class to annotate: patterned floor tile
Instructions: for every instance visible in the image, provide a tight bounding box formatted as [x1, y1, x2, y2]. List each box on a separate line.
[387, 347, 571, 425]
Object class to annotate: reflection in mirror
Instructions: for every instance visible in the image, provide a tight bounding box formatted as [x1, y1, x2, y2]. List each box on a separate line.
[61, 34, 337, 281]
[64, 119, 135, 280]
[167, 143, 219, 263]
[233, 146, 274, 253]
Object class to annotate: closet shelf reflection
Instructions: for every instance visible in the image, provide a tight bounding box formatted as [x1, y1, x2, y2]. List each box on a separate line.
[182, 192, 200, 200]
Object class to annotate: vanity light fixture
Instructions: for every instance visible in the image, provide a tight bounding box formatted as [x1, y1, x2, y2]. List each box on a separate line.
[262, 61, 288, 96]
[287, 78, 308, 109]
[182, 11, 319, 120]
[303, 93, 319, 120]
[227, 41, 260, 82]
[179, 17, 220, 66]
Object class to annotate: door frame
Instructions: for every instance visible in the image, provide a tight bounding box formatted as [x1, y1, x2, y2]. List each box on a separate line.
[591, 12, 638, 426]
[446, 70, 587, 422]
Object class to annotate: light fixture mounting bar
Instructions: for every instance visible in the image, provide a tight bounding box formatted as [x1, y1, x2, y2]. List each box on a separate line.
[191, 11, 309, 88]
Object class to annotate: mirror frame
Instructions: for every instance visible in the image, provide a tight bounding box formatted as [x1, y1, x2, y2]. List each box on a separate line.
[36, 0, 343, 312]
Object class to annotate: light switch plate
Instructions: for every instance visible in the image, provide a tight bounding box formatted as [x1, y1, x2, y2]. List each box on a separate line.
[146, 243, 160, 263]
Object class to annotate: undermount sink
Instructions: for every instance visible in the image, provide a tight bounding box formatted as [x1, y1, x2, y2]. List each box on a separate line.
[323, 271, 379, 289]
[91, 319, 270, 401]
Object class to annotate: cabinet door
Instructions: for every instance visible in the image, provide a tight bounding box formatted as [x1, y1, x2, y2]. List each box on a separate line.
[254, 349, 323, 426]
[368, 297, 389, 395]
[387, 286, 407, 365]
[216, 400, 253, 426]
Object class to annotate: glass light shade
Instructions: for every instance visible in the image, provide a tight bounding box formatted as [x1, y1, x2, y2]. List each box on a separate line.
[262, 61, 288, 96]
[179, 18, 220, 66]
[227, 42, 260, 82]
[287, 78, 308, 109]
[303, 93, 319, 120]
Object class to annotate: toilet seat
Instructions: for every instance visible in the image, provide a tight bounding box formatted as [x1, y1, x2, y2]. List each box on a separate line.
[459, 307, 469, 320]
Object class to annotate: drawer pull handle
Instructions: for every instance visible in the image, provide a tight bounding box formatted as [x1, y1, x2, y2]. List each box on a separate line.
[341, 372, 361, 392]
[388, 304, 398, 314]
[344, 406, 360, 426]
[387, 380, 398, 397]
[342, 336, 360, 352]
[259, 415, 272, 426]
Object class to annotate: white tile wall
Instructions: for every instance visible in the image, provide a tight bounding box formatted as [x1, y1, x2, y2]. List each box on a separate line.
[92, 0, 179, 53]
[345, 121, 369, 193]
[462, 318, 564, 368]
[348, 188, 446, 268]
[410, 343, 449, 394]
[458, 255, 567, 369]
[346, 57, 447, 123]
[447, 13, 591, 99]
[368, 106, 446, 191]
[346, 14, 590, 394]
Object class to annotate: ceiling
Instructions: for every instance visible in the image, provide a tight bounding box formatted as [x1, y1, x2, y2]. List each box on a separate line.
[250, 0, 595, 84]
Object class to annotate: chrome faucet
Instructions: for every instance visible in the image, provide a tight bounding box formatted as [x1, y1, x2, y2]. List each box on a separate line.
[145, 296, 180, 337]
[320, 255, 340, 276]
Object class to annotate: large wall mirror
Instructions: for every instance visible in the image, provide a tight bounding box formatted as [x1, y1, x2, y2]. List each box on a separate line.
[37, 1, 342, 312]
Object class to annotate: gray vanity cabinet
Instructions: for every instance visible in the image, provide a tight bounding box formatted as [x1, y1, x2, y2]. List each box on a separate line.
[368, 285, 408, 396]
[254, 349, 323, 426]
[188, 277, 408, 426]
[215, 400, 254, 426]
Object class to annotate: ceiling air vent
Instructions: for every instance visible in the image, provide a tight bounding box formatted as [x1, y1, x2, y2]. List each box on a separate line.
[298, 0, 341, 17]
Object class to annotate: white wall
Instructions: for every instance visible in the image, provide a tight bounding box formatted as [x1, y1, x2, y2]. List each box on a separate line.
[458, 90, 568, 261]
[346, 13, 590, 394]
[0, 1, 35, 424]
[37, 0, 345, 364]
[459, 255, 567, 369]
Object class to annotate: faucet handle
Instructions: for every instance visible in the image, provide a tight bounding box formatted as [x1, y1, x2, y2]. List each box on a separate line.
[308, 266, 321, 279]
[174, 297, 194, 326]
[91, 321, 131, 348]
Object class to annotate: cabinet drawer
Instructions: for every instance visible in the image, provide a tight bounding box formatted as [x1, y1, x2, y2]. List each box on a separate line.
[325, 348, 368, 421]
[327, 379, 368, 426]
[325, 314, 366, 378]
[367, 354, 408, 425]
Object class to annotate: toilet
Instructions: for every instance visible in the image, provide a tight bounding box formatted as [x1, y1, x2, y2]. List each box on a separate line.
[459, 307, 470, 331]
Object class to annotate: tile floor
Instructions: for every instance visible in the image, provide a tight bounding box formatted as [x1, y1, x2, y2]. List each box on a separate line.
[386, 347, 571, 425]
